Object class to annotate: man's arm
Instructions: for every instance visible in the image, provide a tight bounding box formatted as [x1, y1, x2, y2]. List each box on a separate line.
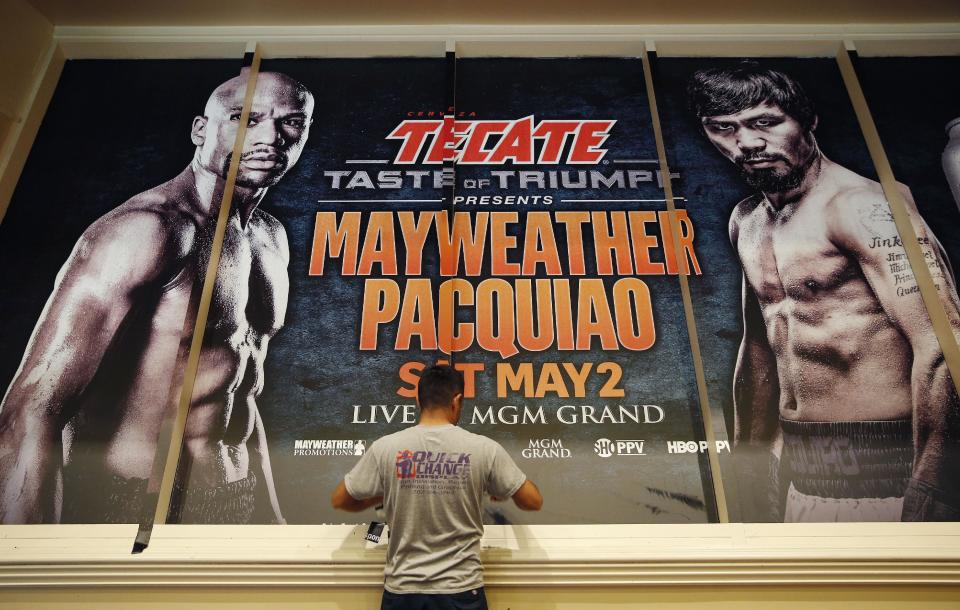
[331, 480, 382, 512]
[900, 188, 960, 343]
[508, 479, 542, 511]
[250, 406, 285, 524]
[486, 441, 541, 511]
[832, 189, 960, 520]
[0, 209, 177, 523]
[332, 438, 383, 513]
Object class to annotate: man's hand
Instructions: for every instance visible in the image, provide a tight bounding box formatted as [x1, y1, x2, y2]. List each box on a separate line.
[331, 480, 383, 513]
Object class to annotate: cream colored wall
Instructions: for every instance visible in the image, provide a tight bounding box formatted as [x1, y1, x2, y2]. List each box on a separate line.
[20, 0, 960, 27]
[0, 0, 50, 119]
[0, 0, 53, 120]
[0, 0, 60, 220]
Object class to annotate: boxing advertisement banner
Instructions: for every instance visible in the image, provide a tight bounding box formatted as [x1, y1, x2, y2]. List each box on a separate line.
[169, 57, 716, 525]
[1, 54, 958, 526]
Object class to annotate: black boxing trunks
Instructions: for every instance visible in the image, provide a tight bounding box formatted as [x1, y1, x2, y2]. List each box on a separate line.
[171, 471, 257, 524]
[779, 418, 912, 522]
[61, 467, 148, 524]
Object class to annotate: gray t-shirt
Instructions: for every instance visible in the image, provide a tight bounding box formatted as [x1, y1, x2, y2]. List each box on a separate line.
[344, 423, 526, 594]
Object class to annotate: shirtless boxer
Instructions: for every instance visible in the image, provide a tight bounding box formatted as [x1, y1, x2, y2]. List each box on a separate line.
[0, 71, 313, 524]
[688, 63, 960, 521]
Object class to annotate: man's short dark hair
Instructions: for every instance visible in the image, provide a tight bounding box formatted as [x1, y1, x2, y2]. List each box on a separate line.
[687, 61, 817, 130]
[417, 364, 465, 410]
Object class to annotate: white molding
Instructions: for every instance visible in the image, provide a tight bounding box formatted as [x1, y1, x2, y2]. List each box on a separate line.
[3, 560, 960, 588]
[52, 23, 960, 39]
[3, 523, 960, 587]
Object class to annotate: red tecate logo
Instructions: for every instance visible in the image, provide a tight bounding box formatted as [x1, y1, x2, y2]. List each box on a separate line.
[386, 115, 616, 165]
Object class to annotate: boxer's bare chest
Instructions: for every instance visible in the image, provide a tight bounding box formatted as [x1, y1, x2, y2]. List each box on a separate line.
[206, 215, 288, 367]
[738, 199, 852, 312]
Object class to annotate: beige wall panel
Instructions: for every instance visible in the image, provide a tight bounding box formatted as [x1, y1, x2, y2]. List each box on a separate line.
[0, 117, 11, 153]
[258, 40, 446, 58]
[0, 587, 382, 609]
[0, 0, 52, 118]
[54, 40, 249, 59]
[489, 586, 960, 609]
[454, 40, 647, 57]
[21, 0, 960, 27]
[0, 0, 58, 221]
[653, 38, 841, 56]
[0, 46, 63, 222]
[852, 37, 960, 55]
[1, 585, 960, 609]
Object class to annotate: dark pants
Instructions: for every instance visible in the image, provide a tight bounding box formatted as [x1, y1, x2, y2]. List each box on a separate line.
[380, 588, 488, 610]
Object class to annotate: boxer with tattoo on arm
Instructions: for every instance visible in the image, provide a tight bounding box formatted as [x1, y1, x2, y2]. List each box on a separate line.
[689, 62, 960, 521]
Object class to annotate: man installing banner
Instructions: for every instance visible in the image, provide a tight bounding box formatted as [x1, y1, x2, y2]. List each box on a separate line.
[332, 364, 543, 609]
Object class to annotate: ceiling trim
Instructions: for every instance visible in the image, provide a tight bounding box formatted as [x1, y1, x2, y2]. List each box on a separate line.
[51, 23, 960, 59]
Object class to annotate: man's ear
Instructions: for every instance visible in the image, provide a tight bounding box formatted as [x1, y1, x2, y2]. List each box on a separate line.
[452, 393, 464, 421]
[810, 115, 819, 132]
[191, 116, 207, 146]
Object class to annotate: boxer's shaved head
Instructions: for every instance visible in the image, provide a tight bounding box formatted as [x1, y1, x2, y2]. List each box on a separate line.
[192, 71, 314, 189]
[203, 72, 314, 119]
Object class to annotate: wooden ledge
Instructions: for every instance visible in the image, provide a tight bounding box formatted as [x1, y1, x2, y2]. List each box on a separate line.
[3, 523, 960, 587]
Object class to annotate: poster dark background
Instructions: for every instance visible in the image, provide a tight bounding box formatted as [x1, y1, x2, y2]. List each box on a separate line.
[854, 56, 960, 268]
[243, 57, 715, 525]
[451, 57, 712, 525]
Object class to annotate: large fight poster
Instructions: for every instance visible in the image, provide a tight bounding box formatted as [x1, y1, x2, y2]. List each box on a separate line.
[169, 56, 717, 525]
[654, 56, 960, 522]
[3, 53, 960, 526]
[0, 59, 243, 523]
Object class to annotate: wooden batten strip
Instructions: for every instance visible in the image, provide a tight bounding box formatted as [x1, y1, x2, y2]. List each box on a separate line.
[641, 48, 730, 523]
